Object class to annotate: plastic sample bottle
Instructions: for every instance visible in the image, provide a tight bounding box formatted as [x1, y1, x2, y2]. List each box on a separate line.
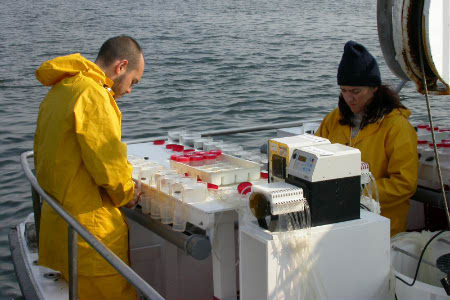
[417, 124, 428, 136]
[417, 140, 428, 160]
[190, 155, 204, 167]
[167, 129, 186, 143]
[203, 154, 217, 165]
[175, 156, 190, 165]
[172, 145, 185, 152]
[209, 150, 223, 161]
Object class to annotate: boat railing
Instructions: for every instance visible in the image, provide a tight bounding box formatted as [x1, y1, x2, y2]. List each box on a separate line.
[20, 120, 321, 300]
[20, 151, 165, 300]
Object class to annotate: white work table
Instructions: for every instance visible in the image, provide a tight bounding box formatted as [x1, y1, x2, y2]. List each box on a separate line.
[127, 142, 262, 300]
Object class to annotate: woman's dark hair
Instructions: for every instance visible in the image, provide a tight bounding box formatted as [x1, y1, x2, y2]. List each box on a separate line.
[338, 84, 406, 128]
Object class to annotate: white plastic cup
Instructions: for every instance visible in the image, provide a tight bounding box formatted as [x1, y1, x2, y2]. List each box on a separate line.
[417, 124, 428, 136]
[182, 182, 208, 203]
[168, 129, 186, 143]
[194, 137, 213, 150]
[180, 133, 202, 147]
[141, 194, 152, 214]
[159, 199, 173, 224]
[150, 197, 160, 219]
[141, 165, 164, 187]
[172, 202, 188, 232]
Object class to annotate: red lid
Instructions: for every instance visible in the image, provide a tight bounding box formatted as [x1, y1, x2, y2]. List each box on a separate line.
[209, 150, 222, 155]
[173, 145, 185, 152]
[417, 124, 428, 129]
[176, 156, 190, 163]
[184, 152, 198, 157]
[417, 140, 428, 145]
[170, 154, 181, 161]
[166, 144, 177, 149]
[442, 143, 450, 148]
[183, 149, 196, 154]
[153, 140, 165, 145]
[207, 183, 219, 189]
[190, 155, 204, 161]
[204, 154, 217, 159]
[237, 182, 252, 195]
[439, 128, 450, 132]
[430, 143, 444, 148]
[260, 171, 268, 179]
[194, 151, 207, 156]
[426, 126, 439, 131]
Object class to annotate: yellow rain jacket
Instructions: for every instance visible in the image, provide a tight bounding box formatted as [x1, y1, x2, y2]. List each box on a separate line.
[316, 108, 418, 236]
[34, 54, 134, 278]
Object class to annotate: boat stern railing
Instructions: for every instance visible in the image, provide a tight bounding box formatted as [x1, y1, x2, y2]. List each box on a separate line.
[20, 151, 165, 300]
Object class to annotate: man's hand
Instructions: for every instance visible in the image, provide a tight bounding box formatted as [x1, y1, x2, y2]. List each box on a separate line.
[123, 185, 142, 208]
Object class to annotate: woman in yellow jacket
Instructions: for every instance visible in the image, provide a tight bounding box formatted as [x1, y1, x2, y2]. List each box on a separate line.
[316, 41, 418, 237]
[34, 36, 144, 299]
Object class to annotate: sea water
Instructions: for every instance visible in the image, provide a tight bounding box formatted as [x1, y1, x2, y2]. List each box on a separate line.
[1, 0, 449, 298]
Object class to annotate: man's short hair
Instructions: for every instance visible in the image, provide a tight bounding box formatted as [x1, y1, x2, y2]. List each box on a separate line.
[96, 35, 142, 71]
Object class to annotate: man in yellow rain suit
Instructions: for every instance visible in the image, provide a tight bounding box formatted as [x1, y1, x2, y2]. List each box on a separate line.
[34, 35, 144, 300]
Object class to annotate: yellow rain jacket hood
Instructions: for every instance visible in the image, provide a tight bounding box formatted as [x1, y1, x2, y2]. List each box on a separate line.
[34, 53, 134, 277]
[316, 107, 418, 236]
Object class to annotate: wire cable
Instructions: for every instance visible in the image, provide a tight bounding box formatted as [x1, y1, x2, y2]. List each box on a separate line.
[395, 230, 446, 286]
[360, 203, 371, 212]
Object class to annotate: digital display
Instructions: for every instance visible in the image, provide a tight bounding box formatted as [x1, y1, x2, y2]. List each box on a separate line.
[298, 155, 307, 162]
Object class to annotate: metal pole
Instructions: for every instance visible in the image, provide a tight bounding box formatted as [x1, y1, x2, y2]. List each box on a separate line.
[121, 207, 211, 260]
[392, 246, 438, 269]
[31, 187, 41, 249]
[68, 226, 78, 300]
[395, 80, 407, 94]
[125, 119, 323, 145]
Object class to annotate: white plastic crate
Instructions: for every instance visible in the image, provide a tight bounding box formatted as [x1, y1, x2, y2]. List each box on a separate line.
[170, 154, 261, 186]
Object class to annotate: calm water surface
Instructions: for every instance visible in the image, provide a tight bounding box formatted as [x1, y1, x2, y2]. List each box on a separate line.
[1, 0, 448, 298]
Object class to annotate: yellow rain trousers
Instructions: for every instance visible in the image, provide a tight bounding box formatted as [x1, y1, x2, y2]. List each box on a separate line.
[34, 53, 137, 299]
[316, 108, 418, 236]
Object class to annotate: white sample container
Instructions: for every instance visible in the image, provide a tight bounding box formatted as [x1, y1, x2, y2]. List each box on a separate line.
[417, 124, 429, 136]
[239, 211, 391, 300]
[168, 129, 186, 143]
[180, 133, 202, 148]
[140, 194, 152, 214]
[182, 182, 208, 203]
[391, 231, 449, 300]
[193, 137, 213, 150]
[170, 153, 260, 186]
[172, 201, 188, 232]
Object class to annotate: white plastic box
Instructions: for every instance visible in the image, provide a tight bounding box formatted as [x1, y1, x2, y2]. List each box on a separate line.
[170, 153, 261, 186]
[239, 210, 391, 300]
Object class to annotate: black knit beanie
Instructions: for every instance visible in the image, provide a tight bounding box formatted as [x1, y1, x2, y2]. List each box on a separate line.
[337, 41, 381, 87]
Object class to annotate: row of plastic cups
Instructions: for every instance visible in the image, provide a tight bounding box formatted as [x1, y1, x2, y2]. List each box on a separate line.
[140, 193, 188, 231]
[140, 178, 209, 232]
